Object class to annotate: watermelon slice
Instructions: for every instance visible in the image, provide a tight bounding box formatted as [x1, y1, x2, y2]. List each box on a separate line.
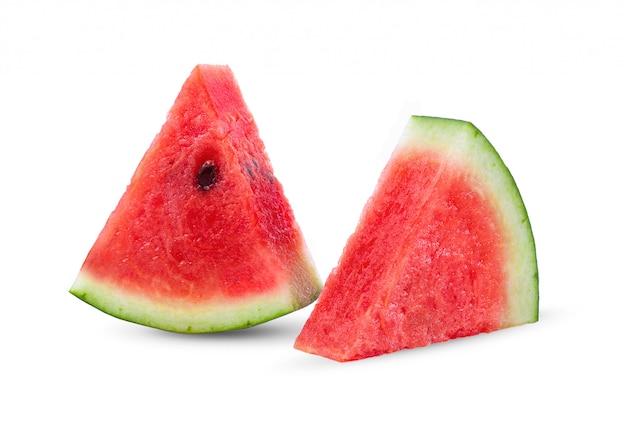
[294, 116, 538, 361]
[70, 65, 322, 333]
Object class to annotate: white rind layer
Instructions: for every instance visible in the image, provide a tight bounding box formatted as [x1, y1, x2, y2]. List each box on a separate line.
[399, 116, 539, 327]
[71, 270, 308, 333]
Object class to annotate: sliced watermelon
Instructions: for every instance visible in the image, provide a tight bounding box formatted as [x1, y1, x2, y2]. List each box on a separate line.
[294, 116, 538, 361]
[70, 65, 322, 333]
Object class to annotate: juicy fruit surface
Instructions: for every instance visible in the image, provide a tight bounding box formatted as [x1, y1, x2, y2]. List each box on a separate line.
[70, 65, 321, 332]
[294, 116, 538, 361]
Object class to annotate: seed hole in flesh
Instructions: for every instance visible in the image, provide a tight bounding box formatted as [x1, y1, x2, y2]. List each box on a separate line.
[197, 161, 218, 190]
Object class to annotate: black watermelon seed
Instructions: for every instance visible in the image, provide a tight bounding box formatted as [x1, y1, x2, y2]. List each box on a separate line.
[197, 161, 218, 190]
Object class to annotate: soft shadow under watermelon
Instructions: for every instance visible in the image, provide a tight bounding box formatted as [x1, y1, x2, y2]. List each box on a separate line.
[134, 315, 305, 341]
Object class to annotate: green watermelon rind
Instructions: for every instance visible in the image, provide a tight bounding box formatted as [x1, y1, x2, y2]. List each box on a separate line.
[400, 116, 539, 327]
[71, 253, 321, 333]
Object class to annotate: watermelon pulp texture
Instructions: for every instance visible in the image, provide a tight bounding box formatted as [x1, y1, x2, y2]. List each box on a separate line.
[294, 116, 538, 361]
[70, 65, 322, 333]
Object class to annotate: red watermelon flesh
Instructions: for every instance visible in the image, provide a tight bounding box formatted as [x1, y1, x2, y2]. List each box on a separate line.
[70, 65, 322, 333]
[294, 116, 538, 361]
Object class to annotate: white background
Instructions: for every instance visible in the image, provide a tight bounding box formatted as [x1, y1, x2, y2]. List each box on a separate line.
[1, 0, 624, 423]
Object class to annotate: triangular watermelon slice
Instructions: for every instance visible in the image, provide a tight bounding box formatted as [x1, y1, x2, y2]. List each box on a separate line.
[70, 65, 322, 333]
[294, 116, 538, 361]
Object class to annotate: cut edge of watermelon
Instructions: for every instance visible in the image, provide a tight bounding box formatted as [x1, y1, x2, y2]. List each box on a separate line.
[400, 116, 539, 328]
[70, 266, 318, 333]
